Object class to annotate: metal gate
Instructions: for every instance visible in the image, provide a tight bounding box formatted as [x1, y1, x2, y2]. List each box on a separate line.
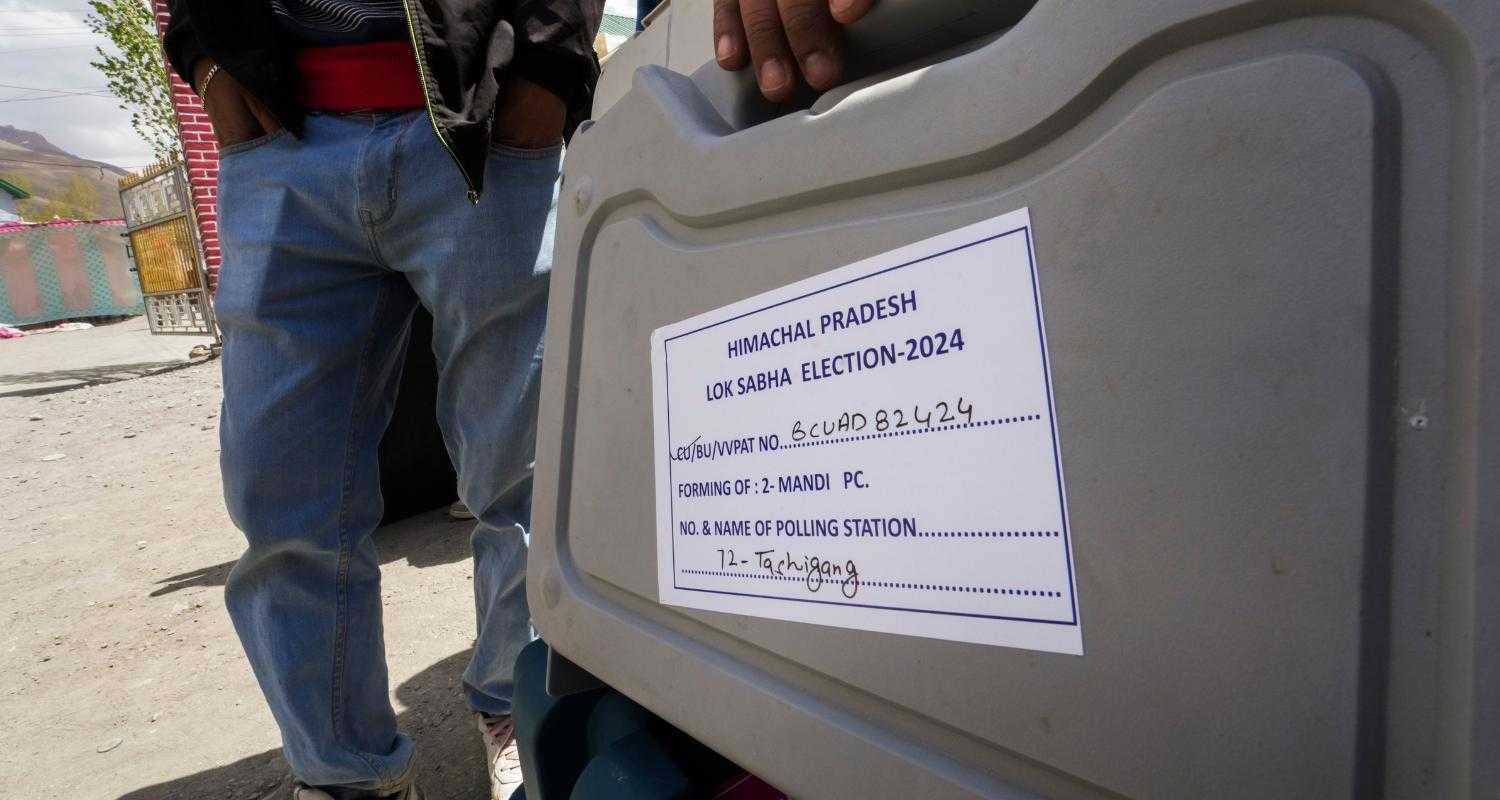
[118, 161, 218, 338]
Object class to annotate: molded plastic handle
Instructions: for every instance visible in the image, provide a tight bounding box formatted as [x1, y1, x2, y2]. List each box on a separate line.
[688, 0, 1038, 131]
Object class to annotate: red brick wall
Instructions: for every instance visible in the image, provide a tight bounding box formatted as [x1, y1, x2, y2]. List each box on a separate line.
[152, 0, 220, 289]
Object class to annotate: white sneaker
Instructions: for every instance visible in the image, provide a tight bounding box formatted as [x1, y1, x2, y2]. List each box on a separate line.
[476, 713, 523, 800]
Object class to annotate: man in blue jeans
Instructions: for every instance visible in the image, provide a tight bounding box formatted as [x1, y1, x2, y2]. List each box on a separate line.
[164, 1, 603, 797]
[163, 0, 870, 796]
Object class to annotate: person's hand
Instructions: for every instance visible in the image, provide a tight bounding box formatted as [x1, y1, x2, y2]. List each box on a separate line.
[713, 0, 876, 103]
[193, 59, 280, 149]
[493, 77, 566, 150]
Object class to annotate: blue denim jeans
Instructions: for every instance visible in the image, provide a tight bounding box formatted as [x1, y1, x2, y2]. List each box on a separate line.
[214, 111, 557, 792]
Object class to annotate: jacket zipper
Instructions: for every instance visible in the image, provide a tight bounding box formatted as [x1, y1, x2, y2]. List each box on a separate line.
[399, 0, 482, 204]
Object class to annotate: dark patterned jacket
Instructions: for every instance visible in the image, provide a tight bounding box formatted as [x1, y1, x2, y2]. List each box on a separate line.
[164, 0, 604, 198]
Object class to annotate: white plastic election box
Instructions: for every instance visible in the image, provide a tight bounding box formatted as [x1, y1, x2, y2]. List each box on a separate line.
[529, 1, 1500, 797]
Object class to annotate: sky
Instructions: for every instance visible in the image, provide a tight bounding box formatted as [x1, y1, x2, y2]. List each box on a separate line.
[0, 0, 639, 170]
[0, 0, 157, 169]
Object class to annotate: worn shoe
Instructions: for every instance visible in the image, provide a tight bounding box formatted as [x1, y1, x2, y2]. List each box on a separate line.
[259, 776, 424, 799]
[476, 713, 523, 800]
[254, 777, 334, 800]
[288, 784, 335, 800]
[448, 500, 476, 520]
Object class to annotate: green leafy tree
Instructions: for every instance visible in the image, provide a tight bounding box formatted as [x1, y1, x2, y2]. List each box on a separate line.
[13, 175, 101, 222]
[85, 0, 179, 162]
[54, 175, 102, 219]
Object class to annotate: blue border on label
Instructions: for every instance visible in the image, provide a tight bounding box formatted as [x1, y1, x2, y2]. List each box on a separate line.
[663, 224, 1078, 627]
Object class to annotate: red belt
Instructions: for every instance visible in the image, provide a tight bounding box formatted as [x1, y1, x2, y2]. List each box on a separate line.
[294, 41, 425, 112]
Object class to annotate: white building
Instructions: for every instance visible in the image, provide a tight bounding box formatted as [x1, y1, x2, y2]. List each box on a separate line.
[0, 177, 28, 223]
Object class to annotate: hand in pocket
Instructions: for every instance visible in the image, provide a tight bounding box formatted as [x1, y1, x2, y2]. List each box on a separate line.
[194, 59, 282, 149]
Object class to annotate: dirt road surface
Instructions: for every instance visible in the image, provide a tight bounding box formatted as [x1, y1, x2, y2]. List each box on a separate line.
[2, 333, 490, 798]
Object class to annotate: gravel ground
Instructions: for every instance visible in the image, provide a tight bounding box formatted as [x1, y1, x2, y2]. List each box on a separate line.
[0, 352, 491, 799]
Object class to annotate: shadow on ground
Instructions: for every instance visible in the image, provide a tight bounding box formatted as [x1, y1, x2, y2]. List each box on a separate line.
[150, 508, 472, 597]
[0, 359, 204, 398]
[115, 649, 489, 800]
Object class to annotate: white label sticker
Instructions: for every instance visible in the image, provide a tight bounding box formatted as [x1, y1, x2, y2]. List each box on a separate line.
[650, 209, 1081, 654]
